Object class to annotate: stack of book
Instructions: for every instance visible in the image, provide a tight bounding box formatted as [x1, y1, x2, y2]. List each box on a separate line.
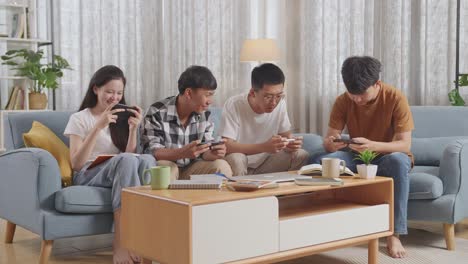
[4, 86, 25, 110]
[9, 13, 26, 38]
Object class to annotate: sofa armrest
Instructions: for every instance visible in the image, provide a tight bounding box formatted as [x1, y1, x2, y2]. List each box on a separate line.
[0, 148, 62, 229]
[439, 139, 468, 195]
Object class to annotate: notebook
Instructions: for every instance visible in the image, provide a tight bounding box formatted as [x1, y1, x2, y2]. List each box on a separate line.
[168, 179, 223, 189]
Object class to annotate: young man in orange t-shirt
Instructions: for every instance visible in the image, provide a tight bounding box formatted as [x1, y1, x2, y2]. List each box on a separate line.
[311, 56, 414, 258]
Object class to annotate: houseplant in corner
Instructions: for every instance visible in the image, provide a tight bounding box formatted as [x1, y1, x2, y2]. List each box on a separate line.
[354, 149, 379, 179]
[1, 49, 71, 109]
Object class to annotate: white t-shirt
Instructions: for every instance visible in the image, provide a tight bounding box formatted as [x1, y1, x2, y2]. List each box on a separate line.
[64, 108, 120, 161]
[219, 93, 291, 168]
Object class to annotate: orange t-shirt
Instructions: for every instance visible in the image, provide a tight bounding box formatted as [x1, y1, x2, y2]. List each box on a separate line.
[329, 83, 414, 159]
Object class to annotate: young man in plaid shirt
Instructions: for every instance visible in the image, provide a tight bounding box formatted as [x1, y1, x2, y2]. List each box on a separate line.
[140, 65, 232, 179]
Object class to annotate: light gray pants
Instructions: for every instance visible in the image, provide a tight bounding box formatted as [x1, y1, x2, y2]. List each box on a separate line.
[225, 149, 310, 176]
[73, 153, 157, 211]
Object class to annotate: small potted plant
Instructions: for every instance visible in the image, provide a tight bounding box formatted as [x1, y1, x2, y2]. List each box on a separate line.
[354, 149, 379, 179]
[1, 49, 71, 109]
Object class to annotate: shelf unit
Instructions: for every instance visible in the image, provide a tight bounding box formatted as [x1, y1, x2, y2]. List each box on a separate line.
[0, 0, 53, 152]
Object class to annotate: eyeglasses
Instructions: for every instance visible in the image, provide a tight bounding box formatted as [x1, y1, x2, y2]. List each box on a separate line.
[262, 93, 286, 102]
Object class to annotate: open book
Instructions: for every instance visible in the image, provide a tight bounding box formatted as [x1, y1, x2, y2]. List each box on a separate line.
[87, 154, 140, 170]
[297, 164, 355, 176]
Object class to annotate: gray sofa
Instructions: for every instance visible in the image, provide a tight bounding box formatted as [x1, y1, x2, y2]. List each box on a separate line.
[1, 106, 467, 263]
[0, 111, 114, 264]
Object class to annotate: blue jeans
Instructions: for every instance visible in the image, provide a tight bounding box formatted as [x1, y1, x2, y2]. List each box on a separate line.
[311, 151, 411, 235]
[74, 153, 157, 211]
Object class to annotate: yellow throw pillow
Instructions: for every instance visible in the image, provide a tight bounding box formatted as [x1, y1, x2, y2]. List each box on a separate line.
[23, 121, 73, 187]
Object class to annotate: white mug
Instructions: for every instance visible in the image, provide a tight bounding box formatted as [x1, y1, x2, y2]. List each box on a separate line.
[321, 158, 346, 178]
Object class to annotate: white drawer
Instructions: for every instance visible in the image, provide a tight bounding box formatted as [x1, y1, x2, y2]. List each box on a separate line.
[192, 196, 279, 264]
[280, 203, 389, 251]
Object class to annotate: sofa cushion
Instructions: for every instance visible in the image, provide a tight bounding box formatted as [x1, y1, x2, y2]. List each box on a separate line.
[5, 111, 73, 150]
[409, 166, 443, 200]
[55, 186, 113, 213]
[411, 136, 468, 166]
[209, 107, 222, 138]
[23, 121, 73, 187]
[295, 133, 324, 155]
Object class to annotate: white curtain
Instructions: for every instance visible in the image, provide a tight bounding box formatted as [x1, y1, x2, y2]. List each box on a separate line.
[39, 0, 468, 135]
[45, 0, 252, 111]
[50, 0, 162, 110]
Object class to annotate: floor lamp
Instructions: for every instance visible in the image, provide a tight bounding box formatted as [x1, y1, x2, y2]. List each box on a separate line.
[239, 38, 280, 64]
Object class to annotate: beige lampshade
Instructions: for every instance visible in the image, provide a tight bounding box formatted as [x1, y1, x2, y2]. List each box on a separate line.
[240, 38, 280, 62]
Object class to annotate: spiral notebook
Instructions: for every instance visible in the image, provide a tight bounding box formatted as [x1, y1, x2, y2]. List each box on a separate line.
[168, 179, 223, 189]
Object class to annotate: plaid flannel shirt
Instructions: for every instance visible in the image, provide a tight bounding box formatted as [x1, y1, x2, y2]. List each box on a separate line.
[140, 96, 214, 167]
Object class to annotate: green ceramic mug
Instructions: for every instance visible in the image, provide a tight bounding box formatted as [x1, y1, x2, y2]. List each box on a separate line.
[143, 166, 171, 190]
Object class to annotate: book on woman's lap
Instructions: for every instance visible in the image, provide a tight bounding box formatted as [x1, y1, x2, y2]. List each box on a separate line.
[297, 164, 355, 176]
[86, 153, 140, 170]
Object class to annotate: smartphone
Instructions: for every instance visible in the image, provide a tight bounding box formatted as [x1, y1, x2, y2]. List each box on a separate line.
[282, 138, 296, 142]
[112, 104, 137, 120]
[197, 140, 224, 147]
[332, 138, 363, 145]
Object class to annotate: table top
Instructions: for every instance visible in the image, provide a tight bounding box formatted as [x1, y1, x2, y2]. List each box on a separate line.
[123, 176, 392, 206]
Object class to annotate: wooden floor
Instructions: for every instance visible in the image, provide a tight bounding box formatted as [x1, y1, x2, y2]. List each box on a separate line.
[1, 218, 468, 264]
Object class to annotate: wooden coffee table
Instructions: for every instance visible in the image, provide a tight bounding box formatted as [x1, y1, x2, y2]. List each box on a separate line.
[121, 176, 393, 264]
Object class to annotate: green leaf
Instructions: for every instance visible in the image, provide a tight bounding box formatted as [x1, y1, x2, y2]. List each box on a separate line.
[459, 74, 468, 87]
[2, 61, 18, 66]
[354, 149, 379, 165]
[448, 89, 465, 106]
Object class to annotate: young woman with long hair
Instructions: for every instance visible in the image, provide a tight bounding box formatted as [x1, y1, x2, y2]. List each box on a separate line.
[64, 65, 156, 264]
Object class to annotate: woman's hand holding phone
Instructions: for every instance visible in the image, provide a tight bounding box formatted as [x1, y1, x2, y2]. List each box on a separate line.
[96, 103, 124, 130]
[126, 106, 143, 131]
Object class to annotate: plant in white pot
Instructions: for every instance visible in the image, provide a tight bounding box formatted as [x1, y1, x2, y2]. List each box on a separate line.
[355, 149, 379, 179]
[1, 49, 71, 109]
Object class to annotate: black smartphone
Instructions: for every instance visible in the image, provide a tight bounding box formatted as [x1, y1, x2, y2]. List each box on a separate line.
[112, 104, 137, 121]
[332, 138, 363, 145]
[197, 140, 224, 147]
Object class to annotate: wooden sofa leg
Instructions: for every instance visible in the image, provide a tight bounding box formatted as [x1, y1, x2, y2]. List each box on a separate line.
[39, 240, 53, 264]
[443, 223, 455, 251]
[4, 221, 16, 243]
